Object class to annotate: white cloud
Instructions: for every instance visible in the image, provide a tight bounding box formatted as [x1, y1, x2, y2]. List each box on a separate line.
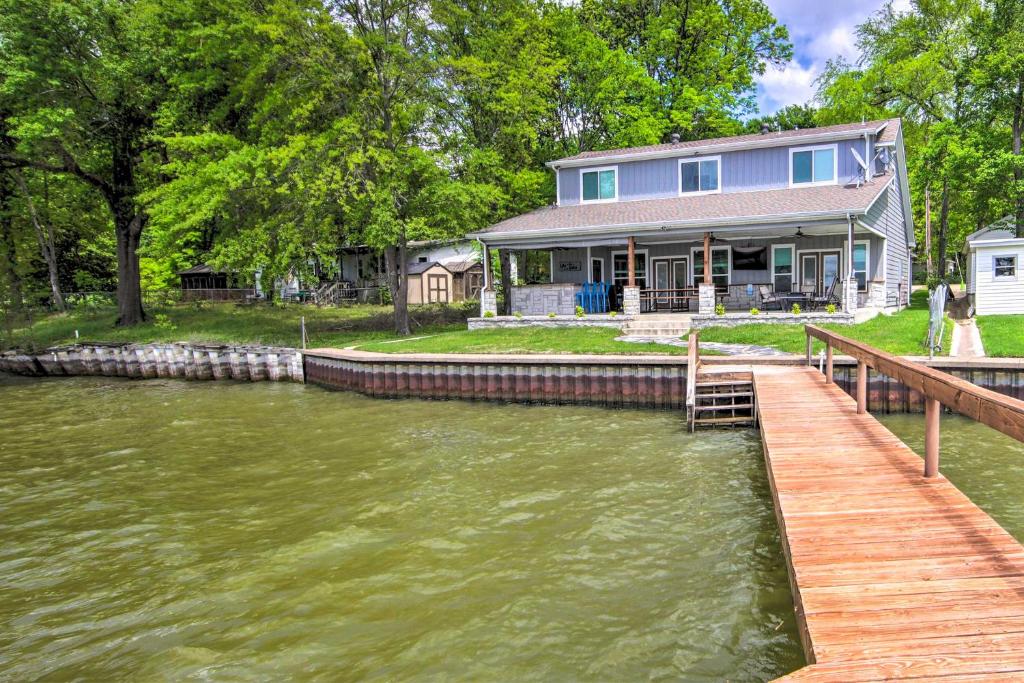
[757, 62, 820, 113]
[807, 25, 860, 64]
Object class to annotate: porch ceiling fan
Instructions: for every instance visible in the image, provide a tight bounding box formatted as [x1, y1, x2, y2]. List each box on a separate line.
[794, 226, 807, 239]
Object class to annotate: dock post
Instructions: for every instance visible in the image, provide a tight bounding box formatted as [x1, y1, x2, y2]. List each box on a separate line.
[825, 345, 833, 384]
[924, 397, 940, 477]
[856, 360, 867, 414]
[805, 335, 812, 366]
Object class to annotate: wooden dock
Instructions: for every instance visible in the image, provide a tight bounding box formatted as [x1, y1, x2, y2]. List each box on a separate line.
[755, 364, 1024, 681]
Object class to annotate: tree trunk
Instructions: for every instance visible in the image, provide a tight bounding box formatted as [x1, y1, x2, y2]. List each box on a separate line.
[113, 210, 145, 326]
[14, 172, 64, 311]
[1013, 75, 1024, 237]
[385, 238, 410, 336]
[0, 171, 23, 316]
[499, 249, 512, 315]
[937, 180, 951, 283]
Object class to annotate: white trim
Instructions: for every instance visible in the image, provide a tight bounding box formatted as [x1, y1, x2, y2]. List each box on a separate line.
[555, 168, 561, 207]
[546, 127, 885, 168]
[690, 245, 732, 286]
[549, 251, 554, 283]
[796, 248, 843, 292]
[841, 239, 871, 292]
[969, 237, 1024, 249]
[650, 254, 691, 287]
[770, 243, 797, 287]
[579, 165, 619, 204]
[993, 254, 1019, 281]
[789, 143, 839, 188]
[610, 248, 649, 286]
[678, 155, 722, 196]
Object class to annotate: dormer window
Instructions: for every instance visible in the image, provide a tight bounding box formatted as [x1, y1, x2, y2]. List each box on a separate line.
[680, 156, 720, 195]
[790, 144, 837, 187]
[581, 166, 617, 203]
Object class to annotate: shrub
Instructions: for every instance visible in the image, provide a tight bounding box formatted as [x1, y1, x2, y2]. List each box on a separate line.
[791, 303, 801, 315]
[547, 312, 556, 318]
[825, 303, 837, 315]
[153, 313, 176, 332]
[715, 303, 725, 316]
[749, 307, 760, 315]
[609, 310, 617, 317]
[482, 310, 495, 318]
[575, 305, 585, 318]
[513, 311, 523, 319]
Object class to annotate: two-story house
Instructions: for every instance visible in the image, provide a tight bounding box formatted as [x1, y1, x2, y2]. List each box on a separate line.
[470, 119, 914, 319]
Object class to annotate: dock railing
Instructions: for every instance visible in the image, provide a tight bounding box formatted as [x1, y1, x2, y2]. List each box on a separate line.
[805, 324, 1024, 477]
[685, 330, 700, 432]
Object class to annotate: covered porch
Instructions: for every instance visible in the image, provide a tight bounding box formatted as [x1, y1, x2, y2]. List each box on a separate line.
[477, 218, 891, 319]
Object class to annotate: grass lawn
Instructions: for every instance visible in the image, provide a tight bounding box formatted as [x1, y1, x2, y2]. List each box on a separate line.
[1, 302, 473, 352]
[699, 290, 953, 356]
[356, 326, 689, 355]
[975, 315, 1024, 357]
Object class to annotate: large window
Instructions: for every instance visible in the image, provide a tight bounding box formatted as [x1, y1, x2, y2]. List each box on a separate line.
[692, 247, 730, 289]
[612, 252, 647, 288]
[680, 157, 720, 195]
[994, 255, 1018, 279]
[771, 244, 794, 293]
[581, 166, 617, 202]
[790, 145, 837, 186]
[852, 243, 868, 291]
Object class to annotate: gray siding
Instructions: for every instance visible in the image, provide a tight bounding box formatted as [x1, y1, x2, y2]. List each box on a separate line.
[864, 179, 912, 306]
[558, 138, 873, 205]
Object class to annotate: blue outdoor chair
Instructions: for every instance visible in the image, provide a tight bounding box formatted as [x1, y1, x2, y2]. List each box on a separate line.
[575, 282, 611, 314]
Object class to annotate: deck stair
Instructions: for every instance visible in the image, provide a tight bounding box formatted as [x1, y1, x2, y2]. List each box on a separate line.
[688, 368, 755, 429]
[620, 314, 691, 338]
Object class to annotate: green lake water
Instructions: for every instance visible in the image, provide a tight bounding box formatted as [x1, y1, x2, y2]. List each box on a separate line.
[0, 376, 803, 681]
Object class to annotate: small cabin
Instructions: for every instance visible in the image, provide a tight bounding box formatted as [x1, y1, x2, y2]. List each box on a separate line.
[407, 262, 455, 304]
[177, 264, 252, 301]
[965, 217, 1024, 315]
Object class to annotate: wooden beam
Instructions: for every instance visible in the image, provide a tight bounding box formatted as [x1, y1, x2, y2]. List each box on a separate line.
[856, 360, 867, 414]
[826, 345, 833, 384]
[627, 236, 636, 287]
[925, 397, 941, 477]
[805, 324, 1024, 444]
[702, 231, 711, 285]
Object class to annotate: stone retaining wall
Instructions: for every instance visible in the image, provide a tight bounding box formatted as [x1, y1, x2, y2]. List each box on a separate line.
[691, 312, 854, 328]
[467, 315, 628, 330]
[0, 343, 304, 382]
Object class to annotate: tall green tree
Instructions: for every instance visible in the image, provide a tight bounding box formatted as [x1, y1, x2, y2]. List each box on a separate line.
[0, 0, 171, 324]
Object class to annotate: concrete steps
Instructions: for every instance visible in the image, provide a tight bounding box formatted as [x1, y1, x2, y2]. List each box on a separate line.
[620, 315, 692, 338]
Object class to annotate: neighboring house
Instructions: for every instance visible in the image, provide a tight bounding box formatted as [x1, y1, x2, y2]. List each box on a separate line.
[965, 217, 1024, 315]
[177, 264, 254, 301]
[338, 238, 482, 304]
[470, 119, 915, 317]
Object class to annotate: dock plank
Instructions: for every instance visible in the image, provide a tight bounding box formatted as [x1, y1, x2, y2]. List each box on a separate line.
[755, 366, 1024, 682]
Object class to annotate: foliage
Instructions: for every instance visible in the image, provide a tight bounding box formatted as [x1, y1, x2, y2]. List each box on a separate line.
[791, 303, 801, 315]
[715, 303, 725, 315]
[575, 305, 585, 318]
[749, 307, 760, 315]
[825, 304, 837, 315]
[483, 310, 495, 318]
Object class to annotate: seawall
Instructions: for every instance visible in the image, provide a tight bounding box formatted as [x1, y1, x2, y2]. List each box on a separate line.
[0, 343, 304, 382]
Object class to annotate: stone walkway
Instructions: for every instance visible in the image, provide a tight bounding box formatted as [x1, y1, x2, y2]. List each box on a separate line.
[614, 335, 790, 356]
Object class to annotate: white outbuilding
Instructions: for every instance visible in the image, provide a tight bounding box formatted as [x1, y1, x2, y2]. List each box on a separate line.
[965, 216, 1024, 315]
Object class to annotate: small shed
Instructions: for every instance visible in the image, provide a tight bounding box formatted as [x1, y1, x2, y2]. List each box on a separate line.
[965, 216, 1024, 315]
[447, 259, 484, 301]
[407, 262, 455, 304]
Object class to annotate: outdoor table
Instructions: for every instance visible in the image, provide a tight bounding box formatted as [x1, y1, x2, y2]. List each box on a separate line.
[777, 293, 811, 309]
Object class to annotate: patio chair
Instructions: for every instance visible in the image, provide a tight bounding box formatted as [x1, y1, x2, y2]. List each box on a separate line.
[810, 277, 840, 311]
[758, 285, 782, 310]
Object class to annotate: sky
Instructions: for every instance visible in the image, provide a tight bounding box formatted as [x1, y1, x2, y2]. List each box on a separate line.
[755, 0, 912, 115]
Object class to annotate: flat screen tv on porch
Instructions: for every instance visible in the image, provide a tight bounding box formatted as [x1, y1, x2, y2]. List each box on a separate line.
[733, 246, 768, 271]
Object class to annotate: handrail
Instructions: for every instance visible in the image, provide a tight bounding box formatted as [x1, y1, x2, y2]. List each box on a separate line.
[805, 324, 1024, 476]
[686, 330, 700, 431]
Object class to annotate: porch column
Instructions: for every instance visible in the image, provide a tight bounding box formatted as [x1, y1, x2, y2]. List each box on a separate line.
[844, 217, 858, 313]
[698, 231, 715, 315]
[479, 241, 498, 317]
[623, 236, 640, 316]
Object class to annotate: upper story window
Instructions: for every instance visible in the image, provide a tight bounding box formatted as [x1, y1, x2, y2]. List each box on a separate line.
[790, 144, 837, 187]
[680, 156, 720, 195]
[580, 166, 617, 203]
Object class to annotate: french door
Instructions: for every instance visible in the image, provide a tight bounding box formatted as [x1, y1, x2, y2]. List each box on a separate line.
[652, 258, 689, 304]
[800, 251, 841, 295]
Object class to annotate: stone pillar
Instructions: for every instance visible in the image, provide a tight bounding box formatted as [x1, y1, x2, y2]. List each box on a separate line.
[480, 288, 498, 317]
[699, 282, 716, 315]
[622, 285, 640, 316]
[868, 281, 886, 308]
[844, 277, 859, 313]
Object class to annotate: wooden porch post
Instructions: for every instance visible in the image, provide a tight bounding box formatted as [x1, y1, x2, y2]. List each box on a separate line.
[924, 398, 941, 477]
[703, 232, 711, 285]
[856, 360, 867, 413]
[627, 236, 636, 287]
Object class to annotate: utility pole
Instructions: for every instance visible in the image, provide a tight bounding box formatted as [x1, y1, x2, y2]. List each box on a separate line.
[925, 184, 933, 279]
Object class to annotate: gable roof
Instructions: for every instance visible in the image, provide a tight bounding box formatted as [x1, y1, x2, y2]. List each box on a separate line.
[177, 264, 228, 276]
[407, 261, 452, 275]
[966, 216, 1024, 246]
[472, 173, 894, 239]
[549, 119, 899, 168]
[445, 259, 481, 273]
